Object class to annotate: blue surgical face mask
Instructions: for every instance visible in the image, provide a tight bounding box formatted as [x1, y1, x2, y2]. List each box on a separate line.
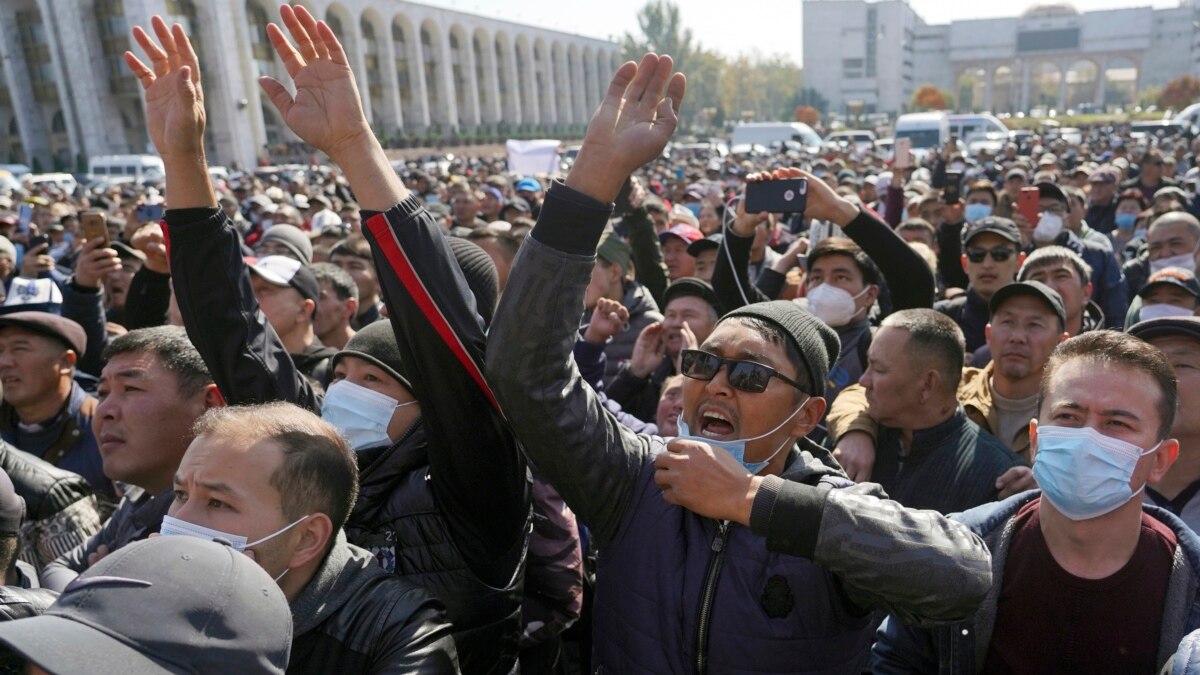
[964, 203, 992, 223]
[675, 397, 809, 475]
[1115, 212, 1137, 230]
[321, 380, 416, 451]
[1032, 423, 1161, 521]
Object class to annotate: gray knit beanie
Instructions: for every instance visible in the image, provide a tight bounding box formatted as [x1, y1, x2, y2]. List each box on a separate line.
[720, 300, 841, 397]
[331, 320, 412, 391]
[447, 237, 499, 329]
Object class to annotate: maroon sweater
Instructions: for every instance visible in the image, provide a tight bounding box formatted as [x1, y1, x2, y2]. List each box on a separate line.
[983, 498, 1177, 674]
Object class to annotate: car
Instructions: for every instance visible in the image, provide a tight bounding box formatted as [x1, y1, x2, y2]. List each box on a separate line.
[1130, 120, 1187, 142]
[966, 131, 1008, 156]
[823, 130, 877, 154]
[0, 164, 32, 178]
[730, 122, 823, 153]
[26, 172, 78, 195]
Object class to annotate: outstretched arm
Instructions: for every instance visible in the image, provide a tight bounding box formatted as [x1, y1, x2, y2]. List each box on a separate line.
[259, 5, 529, 582]
[125, 16, 317, 409]
[488, 55, 686, 548]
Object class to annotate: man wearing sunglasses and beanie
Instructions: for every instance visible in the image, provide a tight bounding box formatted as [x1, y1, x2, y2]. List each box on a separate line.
[935, 216, 1027, 356]
[487, 53, 991, 674]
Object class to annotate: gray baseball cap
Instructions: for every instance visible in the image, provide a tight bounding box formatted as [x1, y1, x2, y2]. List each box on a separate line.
[0, 536, 292, 674]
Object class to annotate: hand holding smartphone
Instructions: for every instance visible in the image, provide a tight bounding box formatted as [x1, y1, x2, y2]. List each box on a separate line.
[745, 178, 808, 215]
[81, 212, 109, 246]
[1018, 186, 1040, 225]
[894, 138, 912, 170]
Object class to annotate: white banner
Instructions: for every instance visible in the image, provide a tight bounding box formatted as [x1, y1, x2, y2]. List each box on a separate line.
[506, 139, 561, 176]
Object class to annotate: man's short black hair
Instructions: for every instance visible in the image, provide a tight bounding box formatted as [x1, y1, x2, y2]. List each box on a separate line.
[807, 237, 881, 286]
[102, 326, 213, 398]
[329, 234, 372, 261]
[881, 309, 967, 391]
[310, 262, 358, 302]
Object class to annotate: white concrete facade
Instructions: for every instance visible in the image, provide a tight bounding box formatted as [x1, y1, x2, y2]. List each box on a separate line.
[0, 0, 619, 171]
[803, 0, 1200, 117]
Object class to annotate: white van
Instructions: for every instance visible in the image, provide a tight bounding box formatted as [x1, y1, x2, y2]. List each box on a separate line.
[26, 173, 79, 194]
[730, 123, 822, 152]
[948, 114, 1008, 142]
[88, 155, 165, 182]
[1173, 102, 1200, 131]
[894, 112, 950, 160]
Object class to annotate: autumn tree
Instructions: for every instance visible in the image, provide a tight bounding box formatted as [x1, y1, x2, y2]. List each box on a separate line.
[911, 85, 948, 111]
[794, 105, 820, 126]
[1158, 76, 1200, 110]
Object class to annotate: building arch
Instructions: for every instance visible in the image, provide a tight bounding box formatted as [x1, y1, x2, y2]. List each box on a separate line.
[360, 10, 388, 127]
[1103, 57, 1138, 109]
[1064, 59, 1098, 110]
[420, 20, 447, 127]
[392, 15, 425, 131]
[551, 41, 570, 125]
[534, 38, 554, 125]
[515, 35, 536, 124]
[448, 24, 476, 127]
[956, 67, 988, 113]
[1032, 61, 1062, 111]
[494, 31, 519, 124]
[582, 46, 597, 114]
[473, 28, 497, 125]
[993, 65, 1014, 114]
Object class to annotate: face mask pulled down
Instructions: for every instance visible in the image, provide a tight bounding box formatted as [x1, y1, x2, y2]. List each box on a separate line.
[1032, 424, 1160, 521]
[676, 397, 809, 475]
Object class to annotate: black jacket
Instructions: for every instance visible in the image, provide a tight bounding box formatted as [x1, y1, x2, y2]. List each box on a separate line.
[0, 441, 101, 571]
[167, 204, 530, 675]
[288, 534, 458, 674]
[935, 289, 991, 355]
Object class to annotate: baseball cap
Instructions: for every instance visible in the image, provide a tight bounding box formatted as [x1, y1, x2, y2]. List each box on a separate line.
[0, 536, 291, 675]
[515, 178, 542, 193]
[1154, 185, 1189, 203]
[687, 232, 723, 257]
[1005, 168, 1028, 182]
[1138, 271, 1200, 300]
[1129, 315, 1200, 344]
[989, 281, 1066, 328]
[1036, 181, 1068, 205]
[506, 196, 531, 214]
[0, 311, 85, 354]
[961, 216, 1022, 246]
[596, 230, 632, 276]
[248, 255, 320, 304]
[663, 277, 721, 314]
[256, 224, 314, 265]
[1088, 166, 1120, 184]
[659, 222, 703, 246]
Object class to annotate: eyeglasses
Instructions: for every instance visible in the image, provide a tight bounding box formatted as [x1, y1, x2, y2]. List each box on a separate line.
[680, 349, 807, 394]
[966, 246, 1017, 263]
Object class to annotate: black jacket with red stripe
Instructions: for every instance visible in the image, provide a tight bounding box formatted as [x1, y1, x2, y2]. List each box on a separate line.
[166, 203, 531, 675]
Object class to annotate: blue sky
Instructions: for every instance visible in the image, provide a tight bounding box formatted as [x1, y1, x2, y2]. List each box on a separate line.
[432, 0, 1181, 66]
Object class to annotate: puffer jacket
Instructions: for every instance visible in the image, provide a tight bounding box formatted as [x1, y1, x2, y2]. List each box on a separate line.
[167, 202, 531, 675]
[288, 533, 459, 674]
[829, 362, 1032, 464]
[0, 441, 102, 571]
[872, 491, 1200, 674]
[487, 183, 995, 674]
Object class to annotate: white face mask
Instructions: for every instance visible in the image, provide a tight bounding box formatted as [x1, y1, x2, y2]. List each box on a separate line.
[1150, 250, 1198, 274]
[1139, 303, 1196, 321]
[1033, 212, 1064, 242]
[321, 380, 416, 451]
[160, 514, 310, 582]
[805, 283, 870, 327]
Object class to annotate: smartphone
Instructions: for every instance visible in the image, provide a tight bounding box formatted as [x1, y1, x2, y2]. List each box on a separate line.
[81, 212, 108, 246]
[28, 235, 49, 251]
[745, 178, 808, 214]
[16, 204, 32, 236]
[894, 138, 912, 169]
[943, 171, 962, 205]
[136, 204, 164, 223]
[1018, 186, 1041, 225]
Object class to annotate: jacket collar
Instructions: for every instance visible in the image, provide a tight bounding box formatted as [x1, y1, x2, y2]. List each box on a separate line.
[290, 530, 356, 635]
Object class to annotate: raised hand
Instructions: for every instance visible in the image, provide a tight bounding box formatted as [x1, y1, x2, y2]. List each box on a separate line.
[567, 54, 687, 203]
[259, 4, 372, 160]
[73, 237, 123, 290]
[748, 167, 860, 228]
[583, 297, 630, 344]
[131, 222, 169, 274]
[124, 17, 205, 160]
[628, 321, 667, 379]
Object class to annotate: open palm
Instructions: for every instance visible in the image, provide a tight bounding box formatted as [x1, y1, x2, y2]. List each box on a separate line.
[124, 17, 206, 159]
[259, 4, 372, 157]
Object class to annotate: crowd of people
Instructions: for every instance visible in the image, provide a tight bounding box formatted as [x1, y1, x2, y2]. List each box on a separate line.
[0, 4, 1198, 673]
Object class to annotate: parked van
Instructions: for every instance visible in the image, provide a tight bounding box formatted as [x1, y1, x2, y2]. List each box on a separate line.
[27, 173, 78, 194]
[894, 111, 950, 160]
[1173, 102, 1200, 131]
[948, 114, 1008, 141]
[730, 123, 822, 152]
[88, 155, 165, 182]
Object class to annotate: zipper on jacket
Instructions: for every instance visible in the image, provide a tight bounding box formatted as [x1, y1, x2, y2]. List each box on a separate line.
[695, 520, 730, 675]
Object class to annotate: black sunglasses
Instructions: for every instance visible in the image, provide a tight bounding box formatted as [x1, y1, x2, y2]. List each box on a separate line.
[965, 246, 1017, 263]
[680, 349, 807, 394]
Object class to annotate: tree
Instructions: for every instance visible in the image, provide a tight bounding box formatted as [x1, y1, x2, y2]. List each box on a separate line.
[912, 84, 948, 111]
[1158, 76, 1200, 110]
[796, 87, 829, 114]
[794, 105, 820, 126]
[622, 1, 695, 70]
